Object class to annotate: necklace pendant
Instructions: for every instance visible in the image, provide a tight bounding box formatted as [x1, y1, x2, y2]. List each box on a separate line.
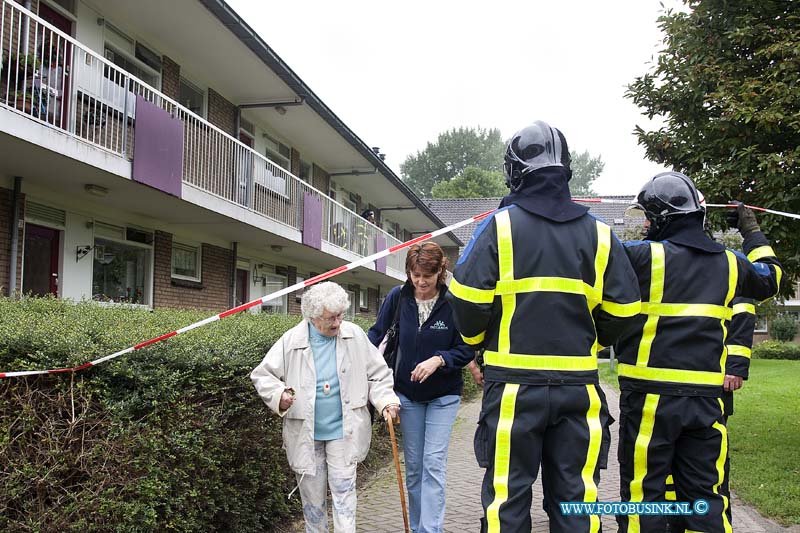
[323, 382, 331, 395]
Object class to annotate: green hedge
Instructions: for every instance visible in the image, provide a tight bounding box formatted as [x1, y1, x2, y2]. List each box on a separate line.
[0, 297, 392, 532]
[752, 340, 800, 360]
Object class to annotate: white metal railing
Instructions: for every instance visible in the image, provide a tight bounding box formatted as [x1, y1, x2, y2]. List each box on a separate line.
[0, 0, 406, 274]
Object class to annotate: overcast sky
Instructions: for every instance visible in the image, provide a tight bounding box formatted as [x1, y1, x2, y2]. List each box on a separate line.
[226, 0, 681, 196]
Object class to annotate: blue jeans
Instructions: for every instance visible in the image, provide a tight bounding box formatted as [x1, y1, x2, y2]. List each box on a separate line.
[398, 392, 460, 533]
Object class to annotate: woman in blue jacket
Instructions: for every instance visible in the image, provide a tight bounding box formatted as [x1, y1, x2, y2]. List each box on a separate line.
[368, 242, 473, 533]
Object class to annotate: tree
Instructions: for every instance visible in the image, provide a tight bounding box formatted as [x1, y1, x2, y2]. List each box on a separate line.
[430, 167, 507, 199]
[400, 127, 504, 197]
[569, 151, 605, 197]
[626, 0, 800, 286]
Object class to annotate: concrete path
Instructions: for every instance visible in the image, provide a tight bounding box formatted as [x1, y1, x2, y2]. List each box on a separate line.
[350, 385, 796, 533]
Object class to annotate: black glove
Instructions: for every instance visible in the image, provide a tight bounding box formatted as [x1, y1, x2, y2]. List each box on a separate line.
[726, 201, 760, 237]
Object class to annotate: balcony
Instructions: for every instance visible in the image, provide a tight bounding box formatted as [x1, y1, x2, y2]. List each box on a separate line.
[0, 0, 407, 276]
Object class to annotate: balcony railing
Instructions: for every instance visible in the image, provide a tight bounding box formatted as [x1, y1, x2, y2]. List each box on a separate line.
[0, 0, 407, 274]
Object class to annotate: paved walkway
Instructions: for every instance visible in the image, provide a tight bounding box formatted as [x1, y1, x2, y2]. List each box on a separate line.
[349, 385, 796, 533]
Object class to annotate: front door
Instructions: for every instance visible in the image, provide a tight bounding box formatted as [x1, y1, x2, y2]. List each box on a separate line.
[235, 268, 249, 307]
[23, 224, 60, 296]
[37, 2, 73, 128]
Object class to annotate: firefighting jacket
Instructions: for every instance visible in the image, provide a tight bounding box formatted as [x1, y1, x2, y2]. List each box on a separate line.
[446, 204, 642, 385]
[615, 232, 781, 396]
[726, 297, 755, 379]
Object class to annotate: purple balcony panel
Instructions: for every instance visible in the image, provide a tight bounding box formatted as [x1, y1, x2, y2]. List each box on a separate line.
[375, 234, 387, 274]
[132, 95, 184, 198]
[303, 192, 323, 249]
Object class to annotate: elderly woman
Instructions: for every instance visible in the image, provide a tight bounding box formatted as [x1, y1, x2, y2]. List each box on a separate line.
[368, 242, 473, 533]
[251, 281, 400, 533]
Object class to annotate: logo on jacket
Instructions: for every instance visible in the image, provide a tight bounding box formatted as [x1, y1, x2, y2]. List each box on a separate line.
[430, 320, 448, 331]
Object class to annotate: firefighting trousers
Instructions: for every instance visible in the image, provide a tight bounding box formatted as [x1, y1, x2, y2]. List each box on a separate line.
[474, 382, 612, 533]
[617, 390, 731, 533]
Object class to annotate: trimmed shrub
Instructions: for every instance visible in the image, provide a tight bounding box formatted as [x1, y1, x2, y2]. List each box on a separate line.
[770, 314, 799, 342]
[0, 297, 387, 532]
[752, 340, 800, 360]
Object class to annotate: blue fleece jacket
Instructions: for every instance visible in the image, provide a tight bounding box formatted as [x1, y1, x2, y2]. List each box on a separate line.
[368, 283, 474, 402]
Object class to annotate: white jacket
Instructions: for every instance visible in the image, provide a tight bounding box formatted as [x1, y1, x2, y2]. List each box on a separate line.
[250, 319, 399, 475]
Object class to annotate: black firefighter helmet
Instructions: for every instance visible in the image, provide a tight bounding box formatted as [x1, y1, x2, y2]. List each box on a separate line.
[503, 120, 572, 192]
[633, 171, 703, 238]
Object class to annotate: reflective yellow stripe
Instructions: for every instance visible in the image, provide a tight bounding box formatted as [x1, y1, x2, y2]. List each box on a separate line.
[722, 251, 738, 383]
[581, 384, 602, 533]
[461, 330, 485, 346]
[640, 302, 733, 320]
[726, 345, 752, 358]
[747, 245, 776, 262]
[629, 393, 660, 533]
[484, 351, 598, 371]
[448, 277, 495, 304]
[600, 300, 641, 317]
[487, 383, 519, 533]
[712, 417, 733, 533]
[496, 211, 515, 355]
[665, 472, 676, 501]
[592, 221, 611, 306]
[775, 265, 783, 296]
[495, 276, 589, 296]
[732, 303, 755, 315]
[636, 243, 665, 367]
[618, 363, 724, 386]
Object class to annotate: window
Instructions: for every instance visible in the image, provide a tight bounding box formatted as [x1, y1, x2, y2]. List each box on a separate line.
[755, 316, 768, 333]
[264, 132, 291, 170]
[346, 290, 357, 319]
[299, 160, 312, 183]
[93, 238, 151, 305]
[295, 274, 305, 301]
[171, 242, 201, 281]
[359, 288, 368, 310]
[262, 273, 288, 314]
[179, 78, 204, 116]
[103, 23, 161, 88]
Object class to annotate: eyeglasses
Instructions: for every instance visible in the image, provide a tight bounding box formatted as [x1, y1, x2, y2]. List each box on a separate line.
[319, 312, 345, 324]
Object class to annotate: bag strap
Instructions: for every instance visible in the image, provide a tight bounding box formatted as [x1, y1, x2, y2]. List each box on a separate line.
[391, 288, 403, 327]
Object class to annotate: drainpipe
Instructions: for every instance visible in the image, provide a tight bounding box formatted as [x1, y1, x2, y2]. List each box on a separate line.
[21, 1, 32, 55]
[8, 176, 22, 298]
[230, 241, 238, 308]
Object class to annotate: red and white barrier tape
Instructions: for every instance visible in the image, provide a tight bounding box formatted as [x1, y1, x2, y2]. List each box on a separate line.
[0, 209, 496, 378]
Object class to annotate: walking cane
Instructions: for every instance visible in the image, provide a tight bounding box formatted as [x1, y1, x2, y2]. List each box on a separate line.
[387, 415, 410, 533]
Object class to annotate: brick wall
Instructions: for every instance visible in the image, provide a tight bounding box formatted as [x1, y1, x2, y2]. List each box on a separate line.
[0, 186, 24, 296]
[161, 56, 181, 101]
[290, 148, 300, 177]
[312, 164, 330, 195]
[153, 231, 232, 311]
[207, 88, 236, 136]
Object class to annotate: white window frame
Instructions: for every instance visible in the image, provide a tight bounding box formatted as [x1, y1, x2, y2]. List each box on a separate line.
[171, 241, 202, 282]
[262, 273, 288, 314]
[178, 76, 206, 118]
[295, 274, 306, 302]
[359, 288, 368, 310]
[299, 159, 313, 184]
[92, 228, 154, 308]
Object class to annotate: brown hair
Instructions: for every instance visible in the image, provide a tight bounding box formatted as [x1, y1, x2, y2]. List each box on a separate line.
[405, 242, 448, 287]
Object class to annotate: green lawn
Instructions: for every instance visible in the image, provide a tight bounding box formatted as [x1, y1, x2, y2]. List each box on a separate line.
[727, 360, 800, 525]
[598, 359, 800, 525]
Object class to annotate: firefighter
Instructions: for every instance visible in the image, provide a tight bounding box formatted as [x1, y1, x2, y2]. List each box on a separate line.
[615, 172, 781, 533]
[446, 120, 642, 533]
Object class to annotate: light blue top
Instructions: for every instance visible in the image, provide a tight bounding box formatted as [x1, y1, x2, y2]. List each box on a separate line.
[309, 323, 343, 441]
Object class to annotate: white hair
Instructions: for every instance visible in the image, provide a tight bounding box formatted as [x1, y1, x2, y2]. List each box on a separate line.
[301, 281, 350, 320]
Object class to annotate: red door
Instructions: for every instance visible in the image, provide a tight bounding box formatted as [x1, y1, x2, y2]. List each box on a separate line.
[37, 3, 73, 128]
[235, 268, 249, 306]
[23, 224, 60, 296]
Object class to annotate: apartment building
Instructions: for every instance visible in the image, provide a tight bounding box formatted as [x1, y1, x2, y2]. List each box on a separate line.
[0, 0, 460, 318]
